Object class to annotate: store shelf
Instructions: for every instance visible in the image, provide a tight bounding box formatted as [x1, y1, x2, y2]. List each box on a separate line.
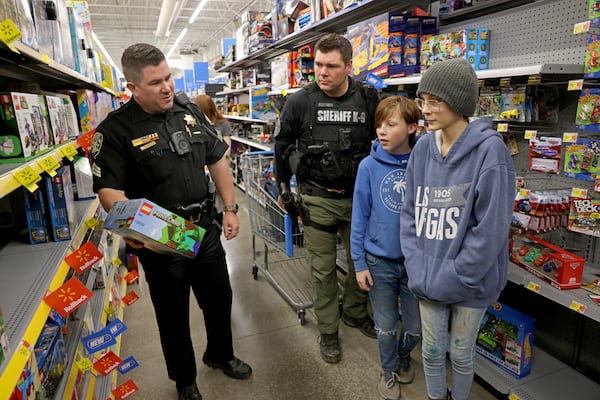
[215, 84, 269, 96]
[224, 115, 270, 124]
[267, 87, 302, 96]
[0, 198, 99, 399]
[231, 136, 273, 151]
[216, 0, 429, 72]
[439, 0, 535, 24]
[507, 262, 600, 323]
[384, 64, 584, 86]
[475, 346, 600, 397]
[0, 140, 82, 199]
[0, 41, 115, 95]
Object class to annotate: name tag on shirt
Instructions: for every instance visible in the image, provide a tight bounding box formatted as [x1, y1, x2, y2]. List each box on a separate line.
[131, 133, 159, 147]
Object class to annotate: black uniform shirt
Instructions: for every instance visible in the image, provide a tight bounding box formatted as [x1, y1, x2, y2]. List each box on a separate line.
[91, 98, 227, 211]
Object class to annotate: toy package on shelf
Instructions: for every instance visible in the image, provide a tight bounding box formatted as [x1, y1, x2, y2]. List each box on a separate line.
[23, 186, 49, 244]
[347, 12, 389, 80]
[501, 129, 519, 156]
[584, 34, 600, 79]
[510, 234, 585, 289]
[44, 165, 76, 242]
[563, 138, 600, 181]
[581, 279, 600, 303]
[512, 189, 570, 232]
[103, 198, 206, 258]
[567, 196, 600, 237]
[500, 86, 526, 122]
[477, 87, 501, 119]
[34, 323, 67, 399]
[475, 302, 535, 378]
[270, 53, 291, 91]
[590, 0, 600, 19]
[576, 88, 600, 131]
[529, 136, 562, 174]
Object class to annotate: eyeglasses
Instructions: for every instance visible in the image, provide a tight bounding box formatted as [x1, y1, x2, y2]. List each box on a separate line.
[414, 98, 443, 112]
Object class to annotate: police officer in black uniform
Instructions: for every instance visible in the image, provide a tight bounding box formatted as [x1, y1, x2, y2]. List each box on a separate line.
[91, 43, 251, 400]
[274, 34, 379, 364]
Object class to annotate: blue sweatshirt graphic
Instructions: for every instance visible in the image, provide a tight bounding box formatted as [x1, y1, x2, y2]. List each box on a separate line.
[351, 139, 410, 272]
[400, 119, 515, 307]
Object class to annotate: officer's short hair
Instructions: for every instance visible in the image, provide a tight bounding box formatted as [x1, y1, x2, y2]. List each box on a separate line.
[315, 34, 353, 65]
[121, 43, 166, 84]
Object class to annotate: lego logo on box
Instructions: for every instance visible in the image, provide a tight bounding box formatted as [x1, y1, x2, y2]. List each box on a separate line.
[103, 198, 206, 258]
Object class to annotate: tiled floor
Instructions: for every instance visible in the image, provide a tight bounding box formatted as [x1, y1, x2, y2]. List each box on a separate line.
[118, 189, 500, 400]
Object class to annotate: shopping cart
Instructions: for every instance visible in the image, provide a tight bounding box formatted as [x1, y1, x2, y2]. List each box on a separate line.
[240, 151, 312, 325]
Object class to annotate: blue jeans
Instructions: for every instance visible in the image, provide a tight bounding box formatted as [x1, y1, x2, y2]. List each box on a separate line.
[419, 301, 486, 400]
[366, 252, 421, 372]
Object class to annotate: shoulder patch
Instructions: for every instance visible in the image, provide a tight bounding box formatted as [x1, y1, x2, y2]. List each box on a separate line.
[92, 132, 103, 158]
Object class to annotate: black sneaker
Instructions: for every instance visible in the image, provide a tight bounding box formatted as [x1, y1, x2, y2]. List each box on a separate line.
[341, 314, 377, 339]
[177, 382, 202, 400]
[202, 354, 253, 379]
[319, 332, 341, 363]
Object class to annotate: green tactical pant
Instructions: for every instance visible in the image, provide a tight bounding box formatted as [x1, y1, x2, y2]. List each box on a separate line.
[302, 194, 369, 334]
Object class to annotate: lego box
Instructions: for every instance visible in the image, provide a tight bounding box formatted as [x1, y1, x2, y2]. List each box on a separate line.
[103, 199, 206, 258]
[476, 302, 535, 378]
[44, 165, 76, 242]
[510, 234, 585, 289]
[23, 187, 49, 244]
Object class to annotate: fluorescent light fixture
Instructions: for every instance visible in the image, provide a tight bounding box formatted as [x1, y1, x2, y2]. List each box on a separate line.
[156, 0, 177, 37]
[91, 30, 123, 78]
[166, 28, 188, 59]
[189, 0, 209, 24]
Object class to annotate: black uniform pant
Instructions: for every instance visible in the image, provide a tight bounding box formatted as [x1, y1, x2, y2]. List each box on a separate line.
[136, 224, 234, 387]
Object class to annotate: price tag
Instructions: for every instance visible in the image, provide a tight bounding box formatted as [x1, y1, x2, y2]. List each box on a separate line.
[38, 155, 60, 177]
[518, 189, 531, 197]
[527, 74, 541, 85]
[85, 218, 99, 229]
[76, 357, 94, 372]
[113, 257, 122, 266]
[526, 282, 541, 292]
[573, 20, 591, 34]
[105, 304, 117, 316]
[16, 340, 32, 360]
[568, 79, 584, 91]
[496, 123, 509, 133]
[0, 19, 22, 46]
[571, 187, 589, 198]
[477, 79, 485, 87]
[524, 130, 537, 139]
[281, 89, 287, 96]
[40, 53, 51, 64]
[508, 393, 521, 400]
[60, 143, 78, 161]
[563, 132, 578, 143]
[500, 77, 511, 87]
[12, 165, 42, 192]
[569, 300, 586, 314]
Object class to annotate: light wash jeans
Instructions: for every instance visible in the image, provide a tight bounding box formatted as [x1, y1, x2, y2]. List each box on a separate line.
[419, 301, 486, 400]
[366, 252, 421, 372]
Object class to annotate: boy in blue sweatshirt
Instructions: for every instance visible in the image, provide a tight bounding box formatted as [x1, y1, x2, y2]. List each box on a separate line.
[351, 96, 422, 400]
[400, 58, 516, 400]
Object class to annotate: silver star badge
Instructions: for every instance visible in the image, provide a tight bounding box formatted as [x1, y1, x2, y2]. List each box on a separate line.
[184, 114, 197, 127]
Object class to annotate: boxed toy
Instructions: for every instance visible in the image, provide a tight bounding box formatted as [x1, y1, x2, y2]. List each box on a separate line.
[420, 31, 467, 72]
[476, 302, 535, 378]
[510, 234, 585, 289]
[44, 95, 70, 144]
[103, 198, 206, 258]
[23, 186, 49, 244]
[44, 165, 76, 242]
[568, 196, 600, 237]
[347, 13, 389, 80]
[0, 92, 54, 162]
[271, 53, 291, 91]
[34, 323, 67, 399]
[563, 138, 600, 181]
[575, 88, 600, 132]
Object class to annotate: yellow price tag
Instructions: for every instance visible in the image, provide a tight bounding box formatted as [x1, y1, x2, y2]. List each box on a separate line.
[281, 89, 288, 96]
[0, 19, 22, 45]
[105, 304, 116, 316]
[568, 79, 584, 91]
[569, 301, 586, 314]
[38, 155, 60, 177]
[60, 143, 78, 161]
[573, 21, 591, 34]
[526, 282, 541, 292]
[500, 77, 511, 87]
[85, 218, 99, 229]
[518, 189, 531, 197]
[508, 393, 521, 400]
[496, 123, 509, 133]
[571, 187, 589, 198]
[524, 130, 537, 139]
[113, 258, 122, 266]
[40, 53, 51, 64]
[17, 340, 32, 360]
[563, 132, 578, 143]
[76, 357, 94, 372]
[477, 79, 485, 87]
[527, 75, 541, 85]
[12, 165, 42, 192]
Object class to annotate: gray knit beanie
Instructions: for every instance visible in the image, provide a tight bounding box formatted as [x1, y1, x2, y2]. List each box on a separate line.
[417, 58, 479, 117]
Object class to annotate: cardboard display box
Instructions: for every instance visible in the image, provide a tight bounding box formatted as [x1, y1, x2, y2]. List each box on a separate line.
[476, 302, 535, 378]
[510, 234, 585, 289]
[103, 199, 206, 258]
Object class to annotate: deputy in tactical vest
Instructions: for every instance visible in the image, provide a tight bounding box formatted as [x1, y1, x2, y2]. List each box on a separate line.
[274, 33, 380, 364]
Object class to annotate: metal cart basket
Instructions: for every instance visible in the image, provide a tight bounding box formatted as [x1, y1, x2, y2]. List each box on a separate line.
[240, 151, 312, 324]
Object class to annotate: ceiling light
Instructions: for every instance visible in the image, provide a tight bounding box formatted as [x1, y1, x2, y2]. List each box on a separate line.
[156, 0, 177, 37]
[91, 31, 123, 78]
[189, 0, 209, 24]
[166, 28, 188, 59]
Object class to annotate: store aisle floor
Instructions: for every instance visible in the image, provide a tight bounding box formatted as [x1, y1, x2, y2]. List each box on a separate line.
[118, 188, 499, 400]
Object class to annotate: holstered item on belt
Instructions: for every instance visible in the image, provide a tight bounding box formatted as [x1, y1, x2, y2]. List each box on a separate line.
[298, 200, 339, 234]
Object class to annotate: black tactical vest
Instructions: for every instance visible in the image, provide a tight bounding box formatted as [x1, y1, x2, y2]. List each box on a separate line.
[295, 82, 372, 193]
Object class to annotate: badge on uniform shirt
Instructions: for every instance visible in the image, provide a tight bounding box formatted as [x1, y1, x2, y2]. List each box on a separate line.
[131, 132, 159, 147]
[184, 114, 197, 127]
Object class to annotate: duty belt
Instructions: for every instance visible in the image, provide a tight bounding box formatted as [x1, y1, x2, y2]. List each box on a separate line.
[300, 182, 351, 199]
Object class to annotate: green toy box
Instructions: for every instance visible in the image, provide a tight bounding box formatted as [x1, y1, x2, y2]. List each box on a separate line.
[103, 199, 206, 258]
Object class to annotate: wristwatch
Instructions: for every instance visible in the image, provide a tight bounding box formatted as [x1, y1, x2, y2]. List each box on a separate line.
[223, 204, 239, 213]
